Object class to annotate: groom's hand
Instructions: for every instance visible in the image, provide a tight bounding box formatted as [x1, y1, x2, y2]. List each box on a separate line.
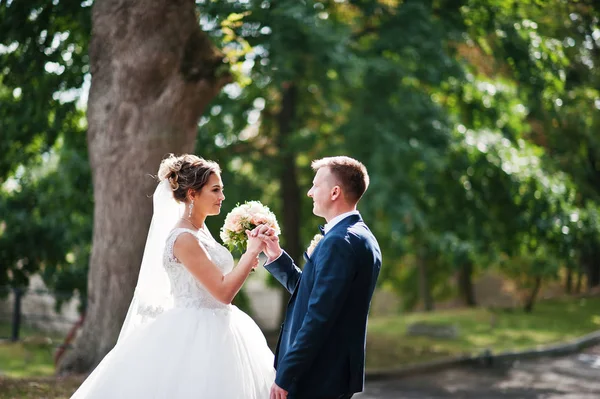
[253, 225, 282, 261]
[270, 382, 288, 399]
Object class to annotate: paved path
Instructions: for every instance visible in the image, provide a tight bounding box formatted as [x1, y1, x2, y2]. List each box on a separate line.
[356, 345, 600, 398]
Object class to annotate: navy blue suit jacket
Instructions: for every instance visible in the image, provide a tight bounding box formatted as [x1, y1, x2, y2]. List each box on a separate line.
[265, 214, 381, 398]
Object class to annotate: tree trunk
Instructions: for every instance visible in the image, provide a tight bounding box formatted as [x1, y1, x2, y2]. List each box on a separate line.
[458, 261, 476, 307]
[277, 84, 301, 323]
[58, 0, 227, 374]
[524, 277, 542, 313]
[576, 267, 583, 294]
[585, 249, 600, 289]
[565, 266, 573, 295]
[417, 246, 434, 311]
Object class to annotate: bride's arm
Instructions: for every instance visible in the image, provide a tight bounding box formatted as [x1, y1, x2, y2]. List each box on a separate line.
[173, 233, 262, 305]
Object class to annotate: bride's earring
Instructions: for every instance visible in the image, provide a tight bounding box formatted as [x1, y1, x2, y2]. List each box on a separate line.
[188, 199, 194, 218]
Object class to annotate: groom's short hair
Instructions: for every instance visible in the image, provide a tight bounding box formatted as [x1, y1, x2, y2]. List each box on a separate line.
[312, 156, 369, 203]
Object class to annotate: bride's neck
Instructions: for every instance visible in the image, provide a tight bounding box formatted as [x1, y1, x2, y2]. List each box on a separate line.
[185, 213, 207, 230]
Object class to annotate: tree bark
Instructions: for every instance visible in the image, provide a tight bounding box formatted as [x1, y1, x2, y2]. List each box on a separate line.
[458, 261, 476, 307]
[277, 84, 300, 323]
[58, 0, 227, 374]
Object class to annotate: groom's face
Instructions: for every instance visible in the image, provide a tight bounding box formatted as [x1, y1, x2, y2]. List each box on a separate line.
[308, 167, 335, 218]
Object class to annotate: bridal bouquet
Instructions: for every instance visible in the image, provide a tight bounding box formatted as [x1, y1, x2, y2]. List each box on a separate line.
[220, 201, 281, 252]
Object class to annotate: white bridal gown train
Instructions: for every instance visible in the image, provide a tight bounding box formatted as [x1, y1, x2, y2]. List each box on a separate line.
[71, 227, 275, 399]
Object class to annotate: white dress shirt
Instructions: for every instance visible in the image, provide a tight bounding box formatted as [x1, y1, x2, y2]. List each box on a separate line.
[323, 210, 360, 235]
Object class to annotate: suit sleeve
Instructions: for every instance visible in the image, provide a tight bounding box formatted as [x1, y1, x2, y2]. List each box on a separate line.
[275, 236, 356, 390]
[264, 250, 302, 294]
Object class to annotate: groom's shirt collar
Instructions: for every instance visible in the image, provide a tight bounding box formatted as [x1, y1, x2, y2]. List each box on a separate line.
[324, 210, 360, 235]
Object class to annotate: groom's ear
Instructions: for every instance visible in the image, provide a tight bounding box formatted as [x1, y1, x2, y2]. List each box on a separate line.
[331, 185, 342, 201]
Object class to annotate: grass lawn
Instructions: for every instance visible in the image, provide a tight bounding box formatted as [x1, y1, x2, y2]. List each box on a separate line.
[0, 339, 56, 378]
[366, 296, 600, 369]
[0, 376, 83, 399]
[0, 322, 64, 378]
[0, 296, 599, 398]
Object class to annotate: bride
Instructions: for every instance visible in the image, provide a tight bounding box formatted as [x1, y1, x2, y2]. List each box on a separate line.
[71, 154, 275, 398]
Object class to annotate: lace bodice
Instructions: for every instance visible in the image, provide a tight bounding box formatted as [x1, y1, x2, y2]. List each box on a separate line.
[163, 227, 235, 312]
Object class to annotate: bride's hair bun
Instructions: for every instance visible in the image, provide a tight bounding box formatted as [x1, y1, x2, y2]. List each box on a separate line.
[158, 154, 184, 191]
[157, 154, 221, 202]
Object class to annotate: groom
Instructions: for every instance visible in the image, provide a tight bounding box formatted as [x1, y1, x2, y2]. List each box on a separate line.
[254, 156, 381, 399]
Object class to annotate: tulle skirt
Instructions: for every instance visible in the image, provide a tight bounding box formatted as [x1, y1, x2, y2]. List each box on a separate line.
[71, 306, 275, 399]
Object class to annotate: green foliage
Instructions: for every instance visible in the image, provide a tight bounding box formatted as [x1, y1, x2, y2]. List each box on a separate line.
[0, 1, 92, 304]
[0, 0, 91, 181]
[0, 131, 92, 307]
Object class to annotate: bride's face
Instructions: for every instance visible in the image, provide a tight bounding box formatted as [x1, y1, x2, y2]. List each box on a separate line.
[193, 173, 225, 216]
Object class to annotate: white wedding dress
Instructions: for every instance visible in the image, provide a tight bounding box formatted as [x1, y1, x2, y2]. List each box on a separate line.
[71, 227, 275, 399]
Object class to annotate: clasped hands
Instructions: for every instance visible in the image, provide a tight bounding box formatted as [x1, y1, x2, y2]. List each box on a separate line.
[245, 224, 283, 263]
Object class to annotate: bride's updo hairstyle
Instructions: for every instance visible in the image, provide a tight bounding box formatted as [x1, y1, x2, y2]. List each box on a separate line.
[157, 154, 221, 203]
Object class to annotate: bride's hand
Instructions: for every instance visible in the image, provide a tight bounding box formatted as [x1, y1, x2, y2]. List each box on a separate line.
[253, 225, 282, 261]
[245, 230, 265, 257]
